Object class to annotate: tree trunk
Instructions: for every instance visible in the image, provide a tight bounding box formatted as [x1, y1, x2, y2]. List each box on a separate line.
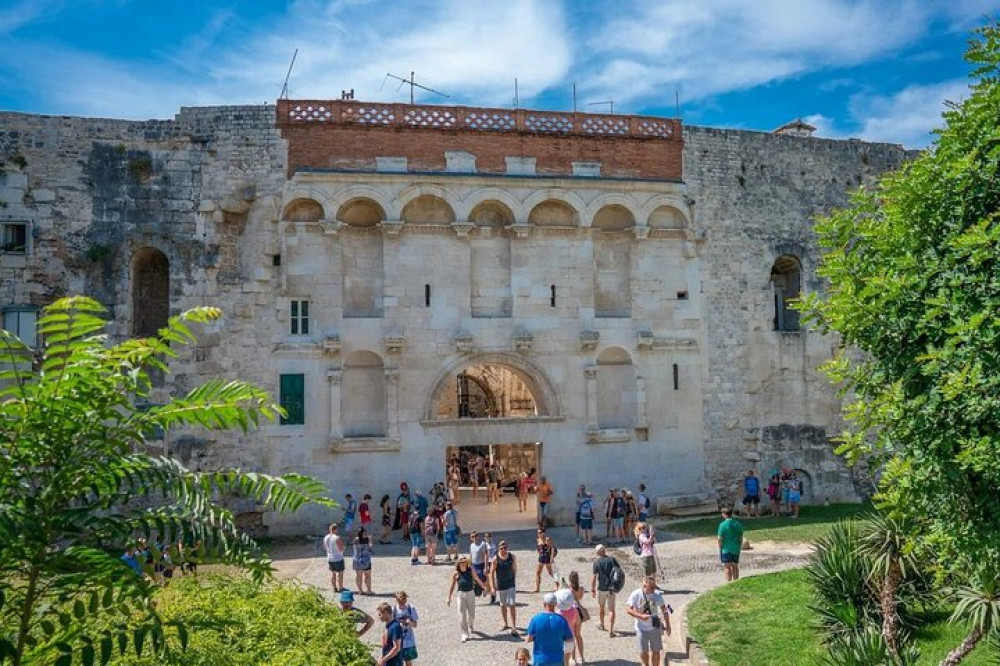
[881, 561, 902, 657]
[939, 625, 984, 666]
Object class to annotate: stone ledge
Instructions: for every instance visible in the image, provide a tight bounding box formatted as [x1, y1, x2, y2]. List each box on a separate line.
[330, 437, 400, 453]
[420, 416, 565, 428]
[586, 428, 632, 444]
[656, 491, 718, 517]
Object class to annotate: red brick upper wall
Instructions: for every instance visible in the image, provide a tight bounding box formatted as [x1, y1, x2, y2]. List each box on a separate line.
[275, 100, 683, 181]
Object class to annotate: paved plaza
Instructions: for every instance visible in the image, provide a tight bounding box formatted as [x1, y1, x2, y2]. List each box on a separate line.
[271, 494, 811, 665]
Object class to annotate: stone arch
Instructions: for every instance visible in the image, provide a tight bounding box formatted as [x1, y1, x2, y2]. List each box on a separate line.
[342, 350, 386, 437]
[425, 353, 560, 420]
[770, 254, 802, 332]
[522, 190, 587, 227]
[592, 204, 636, 231]
[281, 197, 325, 224]
[400, 194, 456, 224]
[640, 195, 691, 229]
[596, 346, 636, 428]
[337, 197, 385, 228]
[325, 185, 391, 223]
[393, 184, 459, 221]
[468, 200, 515, 228]
[131, 247, 169, 337]
[586, 195, 641, 229]
[528, 200, 579, 227]
[459, 188, 524, 222]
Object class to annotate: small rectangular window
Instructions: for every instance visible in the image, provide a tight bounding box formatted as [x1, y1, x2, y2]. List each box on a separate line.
[550, 285, 557, 307]
[673, 363, 679, 390]
[676, 290, 689, 300]
[290, 299, 309, 335]
[272, 254, 282, 267]
[279, 373, 305, 425]
[1, 223, 27, 254]
[2, 307, 38, 348]
[425, 284, 431, 307]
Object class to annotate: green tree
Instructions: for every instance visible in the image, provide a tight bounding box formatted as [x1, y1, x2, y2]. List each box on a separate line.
[0, 297, 332, 665]
[801, 22, 1000, 663]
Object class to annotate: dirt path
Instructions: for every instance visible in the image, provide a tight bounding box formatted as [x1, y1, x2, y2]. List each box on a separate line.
[271, 526, 811, 665]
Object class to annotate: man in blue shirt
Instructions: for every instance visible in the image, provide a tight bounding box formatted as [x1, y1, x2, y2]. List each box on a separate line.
[526, 593, 573, 666]
[376, 602, 404, 666]
[120, 545, 143, 576]
[742, 470, 761, 518]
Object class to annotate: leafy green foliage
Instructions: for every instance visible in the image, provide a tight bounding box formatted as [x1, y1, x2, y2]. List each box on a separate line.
[0, 297, 333, 665]
[86, 575, 372, 666]
[799, 22, 1000, 594]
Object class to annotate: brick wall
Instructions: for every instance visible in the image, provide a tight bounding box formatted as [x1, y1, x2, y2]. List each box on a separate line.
[276, 100, 683, 181]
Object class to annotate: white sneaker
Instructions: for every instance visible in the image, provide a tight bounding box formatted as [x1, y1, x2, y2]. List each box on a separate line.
[460, 634, 469, 643]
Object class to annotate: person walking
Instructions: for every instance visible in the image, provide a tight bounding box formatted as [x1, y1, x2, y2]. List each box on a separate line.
[408, 510, 425, 566]
[591, 544, 620, 637]
[602, 489, 615, 540]
[575, 485, 586, 542]
[556, 572, 587, 665]
[533, 528, 558, 593]
[766, 473, 782, 517]
[448, 458, 461, 504]
[635, 522, 658, 579]
[396, 483, 413, 539]
[323, 522, 346, 592]
[483, 532, 499, 603]
[352, 527, 374, 594]
[517, 472, 530, 513]
[526, 592, 574, 666]
[376, 602, 405, 666]
[468, 456, 480, 499]
[637, 483, 651, 523]
[422, 510, 440, 565]
[392, 590, 420, 666]
[787, 473, 802, 518]
[487, 463, 500, 504]
[469, 531, 491, 599]
[446, 556, 487, 642]
[717, 506, 744, 582]
[491, 539, 519, 636]
[536, 476, 553, 526]
[609, 490, 627, 544]
[626, 576, 671, 666]
[379, 494, 394, 544]
[339, 590, 375, 637]
[343, 493, 358, 534]
[360, 493, 373, 532]
[442, 501, 460, 562]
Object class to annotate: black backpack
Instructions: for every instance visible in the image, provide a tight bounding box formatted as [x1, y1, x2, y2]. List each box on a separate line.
[609, 557, 626, 593]
[632, 537, 642, 556]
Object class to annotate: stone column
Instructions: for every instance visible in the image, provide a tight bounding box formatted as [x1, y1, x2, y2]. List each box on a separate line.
[327, 368, 342, 440]
[385, 368, 400, 440]
[635, 375, 648, 430]
[584, 365, 599, 431]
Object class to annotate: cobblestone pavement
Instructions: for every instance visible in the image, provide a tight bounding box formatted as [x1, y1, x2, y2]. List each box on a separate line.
[271, 503, 811, 665]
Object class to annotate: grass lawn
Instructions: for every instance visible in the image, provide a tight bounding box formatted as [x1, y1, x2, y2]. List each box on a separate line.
[687, 569, 994, 666]
[659, 502, 872, 543]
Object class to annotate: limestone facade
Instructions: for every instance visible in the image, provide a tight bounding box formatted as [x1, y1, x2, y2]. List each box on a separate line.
[0, 102, 911, 534]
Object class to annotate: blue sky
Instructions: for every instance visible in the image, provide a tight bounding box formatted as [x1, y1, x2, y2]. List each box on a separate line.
[1, 0, 997, 147]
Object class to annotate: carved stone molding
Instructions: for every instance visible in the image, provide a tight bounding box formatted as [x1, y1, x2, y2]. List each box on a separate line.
[583, 365, 598, 380]
[320, 218, 343, 235]
[513, 330, 534, 353]
[636, 330, 655, 351]
[454, 330, 474, 354]
[635, 332, 699, 352]
[326, 368, 342, 384]
[451, 221, 475, 238]
[579, 330, 600, 351]
[330, 437, 401, 454]
[508, 223, 532, 239]
[322, 334, 342, 355]
[633, 225, 650, 240]
[586, 428, 632, 444]
[385, 334, 405, 355]
[379, 220, 404, 236]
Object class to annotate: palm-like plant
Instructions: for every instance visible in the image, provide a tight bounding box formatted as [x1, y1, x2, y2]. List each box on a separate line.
[0, 297, 333, 665]
[939, 573, 1000, 666]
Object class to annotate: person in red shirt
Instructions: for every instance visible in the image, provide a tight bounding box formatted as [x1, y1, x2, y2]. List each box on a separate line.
[360, 494, 373, 531]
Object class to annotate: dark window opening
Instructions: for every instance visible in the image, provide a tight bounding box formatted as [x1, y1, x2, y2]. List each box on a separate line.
[272, 254, 282, 266]
[673, 363, 679, 390]
[676, 290, 688, 300]
[290, 300, 309, 335]
[550, 285, 557, 307]
[2, 307, 38, 348]
[279, 373, 305, 425]
[770, 255, 802, 332]
[1, 223, 27, 253]
[132, 248, 170, 337]
[425, 284, 431, 307]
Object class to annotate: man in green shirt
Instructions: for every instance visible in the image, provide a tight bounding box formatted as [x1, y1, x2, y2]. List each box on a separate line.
[717, 507, 744, 582]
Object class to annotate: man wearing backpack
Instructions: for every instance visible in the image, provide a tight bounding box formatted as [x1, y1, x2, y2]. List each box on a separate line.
[591, 544, 623, 637]
[578, 492, 596, 546]
[637, 483, 651, 523]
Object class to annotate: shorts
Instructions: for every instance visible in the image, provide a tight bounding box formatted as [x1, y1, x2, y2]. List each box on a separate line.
[410, 533, 425, 548]
[327, 559, 345, 572]
[400, 647, 418, 661]
[575, 511, 581, 526]
[564, 639, 575, 654]
[637, 627, 664, 653]
[580, 517, 593, 530]
[343, 517, 354, 531]
[597, 590, 616, 610]
[721, 552, 740, 564]
[611, 517, 624, 530]
[559, 606, 578, 628]
[498, 587, 516, 607]
[788, 491, 802, 503]
[743, 494, 760, 505]
[444, 529, 458, 547]
[642, 555, 657, 576]
[382, 514, 391, 527]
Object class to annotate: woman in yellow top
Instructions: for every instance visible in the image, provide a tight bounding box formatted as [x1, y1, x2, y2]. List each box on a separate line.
[536, 476, 553, 526]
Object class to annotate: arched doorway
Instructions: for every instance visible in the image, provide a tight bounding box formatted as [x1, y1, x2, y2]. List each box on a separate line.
[132, 247, 169, 337]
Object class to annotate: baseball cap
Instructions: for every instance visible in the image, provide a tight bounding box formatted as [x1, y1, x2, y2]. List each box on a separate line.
[339, 590, 355, 603]
[542, 592, 557, 606]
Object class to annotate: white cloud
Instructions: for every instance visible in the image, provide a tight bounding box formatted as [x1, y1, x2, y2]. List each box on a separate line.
[853, 79, 970, 146]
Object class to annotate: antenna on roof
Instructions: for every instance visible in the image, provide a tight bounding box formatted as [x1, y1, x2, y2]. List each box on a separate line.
[279, 48, 298, 99]
[385, 71, 450, 105]
[588, 99, 614, 114]
[514, 78, 519, 109]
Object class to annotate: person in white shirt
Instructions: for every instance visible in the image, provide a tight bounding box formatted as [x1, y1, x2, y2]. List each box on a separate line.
[323, 522, 346, 592]
[626, 576, 671, 666]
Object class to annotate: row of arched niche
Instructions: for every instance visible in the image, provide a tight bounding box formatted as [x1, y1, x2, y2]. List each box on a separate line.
[282, 191, 690, 231]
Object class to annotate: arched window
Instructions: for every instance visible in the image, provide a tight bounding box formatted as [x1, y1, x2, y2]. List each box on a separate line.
[132, 248, 169, 337]
[593, 205, 634, 317]
[342, 351, 386, 437]
[770, 255, 802, 332]
[528, 200, 578, 227]
[596, 347, 636, 429]
[647, 205, 687, 230]
[338, 198, 385, 318]
[469, 200, 514, 318]
[433, 363, 541, 419]
[282, 198, 324, 223]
